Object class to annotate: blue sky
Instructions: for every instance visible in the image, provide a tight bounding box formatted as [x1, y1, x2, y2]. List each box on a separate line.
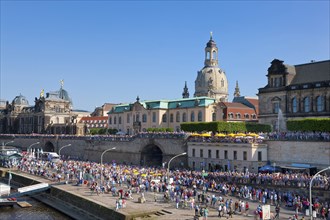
[1, 1, 329, 112]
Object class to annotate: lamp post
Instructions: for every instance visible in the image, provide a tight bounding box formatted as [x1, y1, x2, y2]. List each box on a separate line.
[27, 142, 40, 158]
[100, 147, 116, 185]
[167, 152, 187, 184]
[58, 144, 72, 159]
[309, 166, 330, 220]
[3, 140, 14, 146]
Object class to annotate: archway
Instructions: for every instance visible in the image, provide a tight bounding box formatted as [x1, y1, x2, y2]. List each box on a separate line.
[140, 144, 163, 167]
[44, 141, 55, 152]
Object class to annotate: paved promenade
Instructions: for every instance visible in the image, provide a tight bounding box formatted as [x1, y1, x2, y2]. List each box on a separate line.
[8, 169, 305, 220]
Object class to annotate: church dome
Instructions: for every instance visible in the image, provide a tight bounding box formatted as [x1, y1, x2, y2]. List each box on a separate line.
[58, 88, 73, 105]
[12, 94, 29, 106]
[206, 39, 216, 48]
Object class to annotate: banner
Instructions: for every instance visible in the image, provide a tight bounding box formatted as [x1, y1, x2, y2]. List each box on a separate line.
[262, 205, 271, 220]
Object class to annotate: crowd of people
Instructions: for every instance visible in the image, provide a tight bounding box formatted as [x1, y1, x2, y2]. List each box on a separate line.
[1, 130, 329, 143]
[11, 154, 330, 219]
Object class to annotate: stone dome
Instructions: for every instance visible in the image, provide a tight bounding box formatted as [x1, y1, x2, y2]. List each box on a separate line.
[195, 66, 228, 101]
[12, 94, 29, 106]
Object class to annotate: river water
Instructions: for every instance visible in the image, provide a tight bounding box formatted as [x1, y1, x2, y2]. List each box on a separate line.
[0, 196, 72, 220]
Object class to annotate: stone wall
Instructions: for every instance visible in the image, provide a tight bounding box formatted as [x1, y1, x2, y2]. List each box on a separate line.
[267, 141, 330, 169]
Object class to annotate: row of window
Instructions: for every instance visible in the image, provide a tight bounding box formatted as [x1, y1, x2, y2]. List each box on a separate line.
[191, 148, 263, 161]
[273, 95, 326, 113]
[86, 124, 107, 128]
[84, 120, 107, 123]
[227, 113, 257, 119]
[109, 111, 207, 125]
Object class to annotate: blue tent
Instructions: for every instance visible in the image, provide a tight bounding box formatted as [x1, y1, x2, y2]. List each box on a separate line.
[258, 165, 281, 173]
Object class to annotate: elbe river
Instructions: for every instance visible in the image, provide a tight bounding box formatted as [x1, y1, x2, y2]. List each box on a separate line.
[0, 196, 72, 220]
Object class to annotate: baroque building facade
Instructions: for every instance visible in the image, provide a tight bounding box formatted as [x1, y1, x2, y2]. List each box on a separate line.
[0, 82, 90, 135]
[258, 59, 330, 130]
[107, 35, 258, 134]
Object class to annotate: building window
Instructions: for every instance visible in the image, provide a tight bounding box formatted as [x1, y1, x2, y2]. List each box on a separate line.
[208, 149, 212, 158]
[191, 112, 195, 122]
[182, 113, 187, 122]
[136, 114, 140, 122]
[176, 112, 180, 122]
[192, 161, 195, 169]
[233, 151, 237, 160]
[273, 102, 279, 114]
[198, 111, 202, 122]
[192, 148, 195, 157]
[243, 151, 247, 161]
[236, 113, 241, 119]
[170, 114, 174, 123]
[258, 151, 262, 161]
[224, 150, 228, 159]
[142, 114, 147, 123]
[245, 114, 249, 119]
[152, 112, 156, 123]
[200, 149, 203, 158]
[114, 117, 117, 124]
[212, 112, 216, 121]
[292, 97, 298, 113]
[162, 114, 167, 123]
[303, 97, 310, 112]
[109, 117, 112, 124]
[127, 114, 130, 123]
[216, 150, 219, 159]
[316, 96, 324, 112]
[228, 113, 234, 119]
[119, 116, 122, 124]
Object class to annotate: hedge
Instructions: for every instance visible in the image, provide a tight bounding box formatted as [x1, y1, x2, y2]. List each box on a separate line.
[287, 118, 330, 132]
[180, 122, 271, 133]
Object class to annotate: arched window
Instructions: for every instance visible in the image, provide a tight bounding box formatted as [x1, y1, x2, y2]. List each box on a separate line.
[182, 113, 187, 122]
[236, 113, 241, 119]
[198, 111, 202, 122]
[152, 112, 156, 123]
[212, 112, 216, 121]
[190, 112, 195, 122]
[245, 114, 249, 119]
[207, 52, 210, 59]
[252, 114, 257, 119]
[316, 96, 324, 112]
[228, 113, 234, 119]
[162, 114, 167, 123]
[114, 117, 117, 124]
[170, 113, 174, 123]
[303, 97, 310, 112]
[212, 50, 216, 59]
[118, 116, 122, 124]
[292, 97, 298, 113]
[176, 112, 180, 122]
[142, 114, 147, 123]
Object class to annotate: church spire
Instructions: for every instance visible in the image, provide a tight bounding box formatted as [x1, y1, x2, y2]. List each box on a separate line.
[204, 33, 218, 67]
[234, 80, 241, 97]
[182, 81, 190, 98]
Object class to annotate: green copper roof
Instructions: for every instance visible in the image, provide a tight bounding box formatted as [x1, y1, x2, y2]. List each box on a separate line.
[108, 97, 216, 114]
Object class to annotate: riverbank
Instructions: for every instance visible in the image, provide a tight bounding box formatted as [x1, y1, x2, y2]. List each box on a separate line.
[1, 168, 314, 220]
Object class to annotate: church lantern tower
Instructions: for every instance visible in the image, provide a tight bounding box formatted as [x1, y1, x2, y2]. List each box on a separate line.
[194, 33, 228, 102]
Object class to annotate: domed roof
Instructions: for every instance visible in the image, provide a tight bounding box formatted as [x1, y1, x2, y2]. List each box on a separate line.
[58, 88, 73, 105]
[12, 94, 29, 106]
[206, 39, 216, 48]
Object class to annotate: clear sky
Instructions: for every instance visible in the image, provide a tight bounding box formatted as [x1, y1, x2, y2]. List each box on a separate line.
[1, 1, 329, 112]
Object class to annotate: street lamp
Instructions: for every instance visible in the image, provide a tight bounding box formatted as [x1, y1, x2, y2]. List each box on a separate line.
[167, 152, 187, 183]
[27, 142, 40, 158]
[100, 147, 116, 185]
[3, 141, 14, 146]
[309, 166, 330, 220]
[58, 144, 72, 158]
